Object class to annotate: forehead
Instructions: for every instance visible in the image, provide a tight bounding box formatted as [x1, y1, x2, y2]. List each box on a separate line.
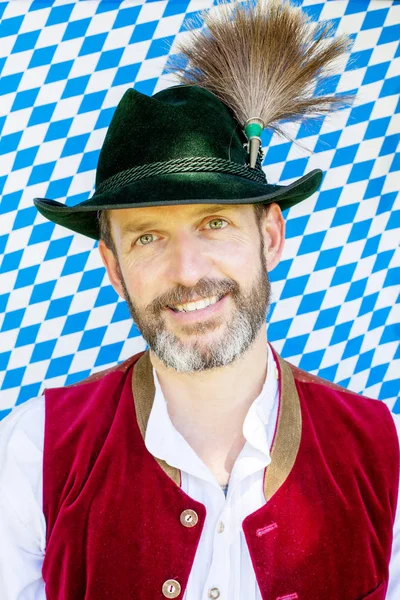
[109, 203, 253, 233]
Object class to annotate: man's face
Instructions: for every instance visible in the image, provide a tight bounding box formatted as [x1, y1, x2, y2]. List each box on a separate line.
[100, 203, 281, 372]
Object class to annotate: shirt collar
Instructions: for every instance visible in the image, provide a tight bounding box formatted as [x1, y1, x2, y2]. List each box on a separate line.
[241, 343, 278, 456]
[145, 343, 279, 481]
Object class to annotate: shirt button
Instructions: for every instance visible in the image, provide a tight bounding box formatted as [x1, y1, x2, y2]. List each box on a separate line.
[208, 588, 220, 599]
[162, 579, 181, 598]
[180, 509, 199, 528]
[217, 521, 225, 533]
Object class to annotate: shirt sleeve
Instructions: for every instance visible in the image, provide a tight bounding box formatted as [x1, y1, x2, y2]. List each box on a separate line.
[387, 410, 400, 600]
[0, 396, 46, 600]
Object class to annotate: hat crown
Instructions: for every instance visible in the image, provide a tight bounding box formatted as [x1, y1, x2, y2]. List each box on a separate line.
[34, 81, 322, 240]
[95, 86, 248, 188]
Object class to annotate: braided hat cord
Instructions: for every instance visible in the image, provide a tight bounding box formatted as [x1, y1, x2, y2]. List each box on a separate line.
[95, 156, 267, 196]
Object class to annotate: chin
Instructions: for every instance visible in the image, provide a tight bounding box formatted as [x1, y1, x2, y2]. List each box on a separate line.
[176, 324, 224, 345]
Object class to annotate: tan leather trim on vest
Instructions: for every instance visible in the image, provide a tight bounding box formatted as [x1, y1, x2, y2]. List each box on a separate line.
[131, 349, 302, 499]
[264, 353, 302, 501]
[131, 351, 181, 486]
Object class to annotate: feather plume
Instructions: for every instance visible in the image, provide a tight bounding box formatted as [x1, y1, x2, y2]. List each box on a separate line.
[170, 0, 352, 167]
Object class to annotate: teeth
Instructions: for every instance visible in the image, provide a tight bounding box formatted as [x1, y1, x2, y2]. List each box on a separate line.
[173, 295, 220, 312]
[195, 298, 209, 310]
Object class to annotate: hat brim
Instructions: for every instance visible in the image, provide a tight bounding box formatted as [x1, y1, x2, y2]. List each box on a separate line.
[34, 169, 323, 240]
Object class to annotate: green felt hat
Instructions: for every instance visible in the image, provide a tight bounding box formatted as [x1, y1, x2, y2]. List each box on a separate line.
[34, 85, 322, 240]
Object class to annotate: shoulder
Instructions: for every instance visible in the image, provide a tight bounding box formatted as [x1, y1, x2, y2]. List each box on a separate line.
[288, 361, 390, 414]
[43, 353, 145, 421]
[285, 360, 398, 450]
[289, 361, 371, 399]
[286, 362, 400, 489]
[62, 352, 144, 390]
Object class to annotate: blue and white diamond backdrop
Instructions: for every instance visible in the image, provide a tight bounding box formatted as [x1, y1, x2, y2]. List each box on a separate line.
[0, 0, 399, 420]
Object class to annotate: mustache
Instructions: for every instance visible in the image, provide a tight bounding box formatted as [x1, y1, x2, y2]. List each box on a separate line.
[148, 278, 239, 313]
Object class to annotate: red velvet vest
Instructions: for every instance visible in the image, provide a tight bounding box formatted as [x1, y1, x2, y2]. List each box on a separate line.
[42, 350, 399, 600]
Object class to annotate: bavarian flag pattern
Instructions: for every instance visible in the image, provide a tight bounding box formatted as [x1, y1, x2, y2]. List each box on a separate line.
[0, 0, 399, 417]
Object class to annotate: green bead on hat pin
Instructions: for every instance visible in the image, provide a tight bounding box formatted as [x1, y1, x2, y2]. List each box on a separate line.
[244, 118, 264, 169]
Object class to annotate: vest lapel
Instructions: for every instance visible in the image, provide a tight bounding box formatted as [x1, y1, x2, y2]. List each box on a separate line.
[131, 350, 181, 486]
[264, 351, 302, 501]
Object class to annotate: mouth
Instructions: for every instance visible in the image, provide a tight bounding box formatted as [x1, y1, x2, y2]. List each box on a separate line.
[167, 294, 224, 313]
[164, 293, 229, 323]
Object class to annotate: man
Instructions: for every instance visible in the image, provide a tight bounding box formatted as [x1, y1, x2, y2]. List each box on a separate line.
[0, 1, 399, 599]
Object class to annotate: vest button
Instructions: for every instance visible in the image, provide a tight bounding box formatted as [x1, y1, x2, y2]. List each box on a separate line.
[180, 508, 199, 527]
[162, 579, 181, 598]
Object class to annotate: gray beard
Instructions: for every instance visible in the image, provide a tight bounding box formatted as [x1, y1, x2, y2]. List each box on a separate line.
[117, 247, 270, 373]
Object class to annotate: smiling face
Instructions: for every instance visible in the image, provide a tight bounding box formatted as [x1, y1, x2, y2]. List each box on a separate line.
[99, 202, 285, 372]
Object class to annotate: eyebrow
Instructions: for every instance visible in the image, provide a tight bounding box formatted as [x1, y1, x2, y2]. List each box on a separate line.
[121, 204, 233, 236]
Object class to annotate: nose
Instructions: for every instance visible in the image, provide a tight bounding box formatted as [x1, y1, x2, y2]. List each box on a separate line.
[166, 232, 211, 288]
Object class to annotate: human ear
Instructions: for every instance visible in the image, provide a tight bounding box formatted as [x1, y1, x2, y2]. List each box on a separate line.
[98, 239, 126, 301]
[261, 202, 285, 272]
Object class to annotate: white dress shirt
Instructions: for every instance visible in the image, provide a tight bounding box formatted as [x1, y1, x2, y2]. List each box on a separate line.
[0, 344, 399, 599]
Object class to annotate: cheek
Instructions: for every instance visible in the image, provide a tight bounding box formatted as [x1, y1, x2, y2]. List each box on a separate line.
[217, 238, 261, 279]
[124, 275, 154, 307]
[117, 256, 154, 305]
[124, 265, 175, 310]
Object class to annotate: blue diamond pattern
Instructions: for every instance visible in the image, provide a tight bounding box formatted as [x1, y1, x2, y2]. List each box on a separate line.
[0, 0, 398, 414]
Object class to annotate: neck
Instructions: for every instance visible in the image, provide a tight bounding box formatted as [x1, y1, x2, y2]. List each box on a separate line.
[149, 326, 269, 482]
[150, 325, 268, 416]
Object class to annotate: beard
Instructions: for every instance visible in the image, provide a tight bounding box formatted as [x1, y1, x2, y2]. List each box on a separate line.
[117, 244, 271, 373]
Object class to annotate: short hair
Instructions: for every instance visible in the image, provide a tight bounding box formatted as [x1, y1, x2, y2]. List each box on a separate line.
[253, 202, 269, 223]
[98, 203, 269, 254]
[98, 210, 115, 254]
